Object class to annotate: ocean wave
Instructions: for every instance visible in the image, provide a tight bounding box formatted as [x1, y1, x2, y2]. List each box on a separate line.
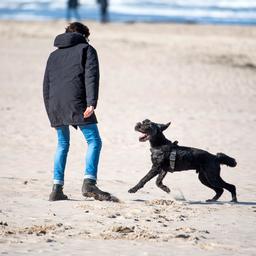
[0, 0, 256, 24]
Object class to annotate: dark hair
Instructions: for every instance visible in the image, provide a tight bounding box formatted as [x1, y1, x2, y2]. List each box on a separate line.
[65, 22, 90, 39]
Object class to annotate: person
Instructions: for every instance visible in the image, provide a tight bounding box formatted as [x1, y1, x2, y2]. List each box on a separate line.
[67, 0, 80, 21]
[97, 0, 109, 23]
[43, 22, 111, 201]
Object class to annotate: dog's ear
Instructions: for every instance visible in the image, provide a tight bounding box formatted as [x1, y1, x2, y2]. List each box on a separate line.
[158, 122, 171, 131]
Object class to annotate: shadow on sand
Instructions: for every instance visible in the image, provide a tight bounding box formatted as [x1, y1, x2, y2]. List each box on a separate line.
[132, 199, 147, 202]
[68, 196, 120, 203]
[188, 201, 256, 206]
[67, 198, 84, 202]
[132, 199, 256, 206]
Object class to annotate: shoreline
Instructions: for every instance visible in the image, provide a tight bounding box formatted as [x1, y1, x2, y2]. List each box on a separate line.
[1, 18, 256, 26]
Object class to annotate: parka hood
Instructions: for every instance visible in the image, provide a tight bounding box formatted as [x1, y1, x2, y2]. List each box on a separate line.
[54, 32, 87, 48]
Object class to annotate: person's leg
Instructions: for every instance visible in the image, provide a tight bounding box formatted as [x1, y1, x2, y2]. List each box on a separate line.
[67, 7, 71, 21]
[74, 7, 80, 21]
[102, 5, 108, 22]
[100, 5, 104, 23]
[53, 126, 70, 185]
[49, 126, 70, 201]
[79, 124, 113, 201]
[79, 124, 102, 181]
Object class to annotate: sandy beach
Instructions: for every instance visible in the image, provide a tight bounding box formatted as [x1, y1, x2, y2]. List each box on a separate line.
[0, 20, 256, 255]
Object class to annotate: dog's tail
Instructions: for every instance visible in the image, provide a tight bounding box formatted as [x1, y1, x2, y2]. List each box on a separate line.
[216, 153, 237, 167]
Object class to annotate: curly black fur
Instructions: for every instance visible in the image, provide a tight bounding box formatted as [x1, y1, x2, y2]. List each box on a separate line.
[128, 119, 238, 202]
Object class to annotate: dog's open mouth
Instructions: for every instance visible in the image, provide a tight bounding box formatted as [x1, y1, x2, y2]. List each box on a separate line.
[139, 133, 150, 142]
[135, 122, 150, 142]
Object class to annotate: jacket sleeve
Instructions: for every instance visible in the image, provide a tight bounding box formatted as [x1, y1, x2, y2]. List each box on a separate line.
[43, 61, 50, 117]
[84, 45, 100, 108]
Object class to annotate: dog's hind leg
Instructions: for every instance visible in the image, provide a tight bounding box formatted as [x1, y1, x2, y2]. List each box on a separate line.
[198, 172, 223, 202]
[205, 171, 237, 203]
[216, 177, 237, 202]
[128, 166, 159, 193]
[156, 170, 170, 193]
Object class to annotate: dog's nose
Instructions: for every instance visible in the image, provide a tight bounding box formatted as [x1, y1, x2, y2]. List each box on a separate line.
[135, 123, 141, 130]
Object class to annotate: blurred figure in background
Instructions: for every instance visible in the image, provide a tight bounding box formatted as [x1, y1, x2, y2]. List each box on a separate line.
[97, 0, 109, 23]
[67, 0, 80, 21]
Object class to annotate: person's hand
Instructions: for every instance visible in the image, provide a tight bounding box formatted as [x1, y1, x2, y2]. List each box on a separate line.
[83, 106, 94, 118]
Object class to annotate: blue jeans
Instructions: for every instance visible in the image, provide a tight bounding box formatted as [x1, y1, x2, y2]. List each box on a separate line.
[53, 124, 102, 185]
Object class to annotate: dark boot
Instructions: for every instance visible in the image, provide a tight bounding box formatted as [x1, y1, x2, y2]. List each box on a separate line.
[49, 184, 68, 201]
[82, 179, 111, 201]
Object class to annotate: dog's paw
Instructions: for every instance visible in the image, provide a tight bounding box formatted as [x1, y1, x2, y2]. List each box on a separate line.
[163, 186, 171, 193]
[128, 188, 137, 193]
[230, 197, 238, 203]
[206, 199, 217, 202]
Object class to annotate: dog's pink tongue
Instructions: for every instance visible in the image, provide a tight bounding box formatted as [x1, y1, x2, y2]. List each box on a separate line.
[139, 134, 147, 141]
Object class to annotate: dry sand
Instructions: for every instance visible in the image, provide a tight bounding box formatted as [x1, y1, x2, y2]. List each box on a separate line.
[0, 21, 256, 255]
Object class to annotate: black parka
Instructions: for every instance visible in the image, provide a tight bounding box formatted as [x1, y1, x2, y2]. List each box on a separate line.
[43, 32, 99, 128]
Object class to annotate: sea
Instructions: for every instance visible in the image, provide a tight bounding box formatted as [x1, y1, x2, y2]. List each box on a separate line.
[0, 0, 256, 25]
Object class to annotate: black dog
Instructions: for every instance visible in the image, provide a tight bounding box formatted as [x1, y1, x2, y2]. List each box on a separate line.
[128, 119, 237, 202]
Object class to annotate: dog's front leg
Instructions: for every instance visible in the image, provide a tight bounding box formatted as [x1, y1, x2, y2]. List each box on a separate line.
[156, 170, 170, 193]
[128, 166, 159, 193]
